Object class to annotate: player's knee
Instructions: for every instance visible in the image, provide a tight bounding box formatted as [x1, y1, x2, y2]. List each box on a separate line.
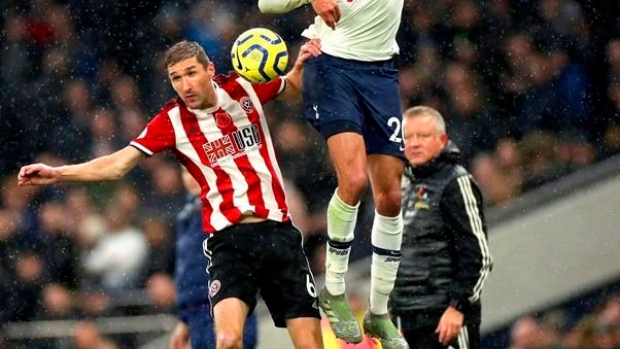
[374, 186, 402, 216]
[339, 171, 368, 201]
[216, 332, 243, 349]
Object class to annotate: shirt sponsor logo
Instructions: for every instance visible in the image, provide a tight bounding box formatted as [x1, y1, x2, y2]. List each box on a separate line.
[202, 124, 263, 166]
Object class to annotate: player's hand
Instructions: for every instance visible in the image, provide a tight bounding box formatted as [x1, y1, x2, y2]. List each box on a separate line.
[169, 322, 190, 349]
[17, 163, 60, 186]
[435, 306, 464, 345]
[311, 0, 341, 30]
[294, 39, 322, 68]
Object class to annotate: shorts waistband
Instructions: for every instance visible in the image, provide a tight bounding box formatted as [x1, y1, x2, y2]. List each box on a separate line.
[318, 53, 395, 68]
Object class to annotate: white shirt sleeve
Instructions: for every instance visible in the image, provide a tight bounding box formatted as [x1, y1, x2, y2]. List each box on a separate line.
[257, 0, 309, 13]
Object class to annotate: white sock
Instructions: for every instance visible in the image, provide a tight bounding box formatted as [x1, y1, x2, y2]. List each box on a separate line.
[370, 211, 403, 315]
[324, 191, 359, 296]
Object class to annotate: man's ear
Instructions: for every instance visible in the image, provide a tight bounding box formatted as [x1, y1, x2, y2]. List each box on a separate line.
[440, 133, 448, 146]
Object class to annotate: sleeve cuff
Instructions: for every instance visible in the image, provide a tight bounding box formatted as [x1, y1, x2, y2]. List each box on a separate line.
[449, 299, 466, 312]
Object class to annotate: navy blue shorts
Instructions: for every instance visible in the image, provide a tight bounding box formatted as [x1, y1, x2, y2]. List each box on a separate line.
[302, 53, 405, 159]
[179, 303, 258, 349]
[204, 220, 320, 328]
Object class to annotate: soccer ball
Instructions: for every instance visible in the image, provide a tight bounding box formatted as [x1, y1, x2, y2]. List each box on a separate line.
[231, 28, 289, 84]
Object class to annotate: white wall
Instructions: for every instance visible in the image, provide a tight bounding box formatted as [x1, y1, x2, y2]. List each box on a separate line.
[481, 175, 620, 333]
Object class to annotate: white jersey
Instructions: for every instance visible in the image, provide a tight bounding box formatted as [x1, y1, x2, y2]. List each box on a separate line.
[259, 0, 403, 61]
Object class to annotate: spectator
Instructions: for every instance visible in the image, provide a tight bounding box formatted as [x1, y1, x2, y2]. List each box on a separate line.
[72, 321, 119, 349]
[82, 205, 148, 290]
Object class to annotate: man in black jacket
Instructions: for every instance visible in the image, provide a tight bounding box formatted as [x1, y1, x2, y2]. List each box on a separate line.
[389, 106, 493, 349]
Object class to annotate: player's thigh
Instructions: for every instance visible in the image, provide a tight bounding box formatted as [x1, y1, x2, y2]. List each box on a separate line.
[187, 305, 216, 349]
[302, 54, 364, 139]
[213, 298, 251, 341]
[204, 231, 260, 314]
[286, 316, 324, 349]
[358, 65, 404, 159]
[259, 223, 320, 328]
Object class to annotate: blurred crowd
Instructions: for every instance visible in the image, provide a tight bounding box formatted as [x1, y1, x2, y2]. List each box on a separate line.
[506, 294, 620, 349]
[1, 0, 620, 348]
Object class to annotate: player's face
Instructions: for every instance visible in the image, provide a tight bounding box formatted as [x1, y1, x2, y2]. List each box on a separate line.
[402, 115, 447, 167]
[168, 56, 216, 109]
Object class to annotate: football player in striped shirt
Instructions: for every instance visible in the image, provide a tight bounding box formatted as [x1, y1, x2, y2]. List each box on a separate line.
[18, 39, 325, 349]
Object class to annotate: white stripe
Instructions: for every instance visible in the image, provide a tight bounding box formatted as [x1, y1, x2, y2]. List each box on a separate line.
[129, 141, 153, 156]
[458, 176, 491, 302]
[168, 107, 232, 230]
[236, 77, 287, 221]
[456, 176, 492, 303]
[463, 325, 470, 348]
[457, 325, 469, 349]
[458, 176, 492, 301]
[203, 93, 255, 217]
[219, 86, 279, 216]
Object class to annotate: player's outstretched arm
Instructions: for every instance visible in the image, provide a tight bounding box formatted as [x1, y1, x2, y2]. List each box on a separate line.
[279, 39, 322, 101]
[258, 0, 340, 29]
[18, 146, 146, 186]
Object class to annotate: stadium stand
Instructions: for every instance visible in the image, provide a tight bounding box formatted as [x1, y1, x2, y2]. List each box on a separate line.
[1, 0, 619, 348]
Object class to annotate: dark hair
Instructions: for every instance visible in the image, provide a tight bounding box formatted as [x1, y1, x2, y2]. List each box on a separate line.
[164, 41, 210, 69]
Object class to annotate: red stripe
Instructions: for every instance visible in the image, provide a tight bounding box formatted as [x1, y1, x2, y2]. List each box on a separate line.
[235, 82, 289, 219]
[227, 79, 288, 215]
[214, 108, 267, 214]
[178, 106, 243, 228]
[217, 77, 289, 221]
[174, 150, 215, 233]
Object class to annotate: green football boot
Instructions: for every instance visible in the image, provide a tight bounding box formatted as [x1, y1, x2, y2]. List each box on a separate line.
[318, 287, 363, 344]
[362, 311, 409, 349]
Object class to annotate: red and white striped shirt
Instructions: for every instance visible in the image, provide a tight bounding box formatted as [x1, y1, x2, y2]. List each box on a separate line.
[131, 73, 290, 232]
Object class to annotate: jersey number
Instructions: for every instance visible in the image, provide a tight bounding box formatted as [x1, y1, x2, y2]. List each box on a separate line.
[306, 274, 317, 298]
[388, 116, 402, 144]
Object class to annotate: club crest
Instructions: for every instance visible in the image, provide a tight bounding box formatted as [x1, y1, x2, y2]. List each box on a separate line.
[209, 280, 221, 298]
[239, 97, 254, 113]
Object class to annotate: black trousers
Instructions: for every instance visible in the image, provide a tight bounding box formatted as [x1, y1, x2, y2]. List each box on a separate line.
[403, 323, 480, 349]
